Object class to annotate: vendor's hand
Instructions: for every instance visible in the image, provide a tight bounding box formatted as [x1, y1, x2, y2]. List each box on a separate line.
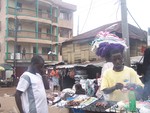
[115, 83, 124, 90]
[125, 83, 136, 90]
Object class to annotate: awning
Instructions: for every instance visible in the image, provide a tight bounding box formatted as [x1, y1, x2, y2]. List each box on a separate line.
[130, 56, 143, 64]
[56, 61, 105, 69]
[0, 64, 13, 70]
[56, 64, 77, 69]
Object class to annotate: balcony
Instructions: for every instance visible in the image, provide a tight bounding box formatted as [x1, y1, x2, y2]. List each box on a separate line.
[6, 52, 58, 62]
[7, 30, 57, 43]
[52, 16, 57, 23]
[8, 7, 36, 17]
[58, 19, 73, 29]
[7, 7, 58, 24]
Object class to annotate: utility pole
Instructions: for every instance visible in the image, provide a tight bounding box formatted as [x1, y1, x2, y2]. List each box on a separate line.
[13, 15, 18, 75]
[13, 0, 18, 75]
[121, 0, 130, 66]
[77, 15, 79, 35]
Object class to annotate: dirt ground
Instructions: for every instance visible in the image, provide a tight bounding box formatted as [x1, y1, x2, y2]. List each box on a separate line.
[0, 87, 16, 97]
[0, 87, 69, 113]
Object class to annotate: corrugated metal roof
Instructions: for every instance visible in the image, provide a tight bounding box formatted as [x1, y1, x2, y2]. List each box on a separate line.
[0, 64, 13, 70]
[56, 61, 105, 69]
[63, 21, 147, 44]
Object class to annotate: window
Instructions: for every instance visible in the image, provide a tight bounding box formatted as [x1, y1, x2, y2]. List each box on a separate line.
[46, 28, 51, 36]
[17, 45, 21, 53]
[42, 47, 51, 54]
[52, 8, 57, 17]
[47, 28, 50, 34]
[59, 28, 70, 38]
[33, 47, 36, 54]
[38, 9, 42, 17]
[16, 2, 22, 11]
[38, 28, 42, 38]
[38, 28, 42, 33]
[59, 12, 70, 20]
[17, 23, 22, 31]
[47, 9, 51, 18]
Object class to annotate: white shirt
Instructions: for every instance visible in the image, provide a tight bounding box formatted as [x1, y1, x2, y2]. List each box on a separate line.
[96, 62, 113, 99]
[101, 62, 113, 78]
[16, 72, 48, 113]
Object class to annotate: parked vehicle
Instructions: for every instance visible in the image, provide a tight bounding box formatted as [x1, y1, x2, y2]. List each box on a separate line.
[0, 64, 13, 87]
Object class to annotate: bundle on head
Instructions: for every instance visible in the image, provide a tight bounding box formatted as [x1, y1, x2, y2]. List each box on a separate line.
[96, 43, 125, 59]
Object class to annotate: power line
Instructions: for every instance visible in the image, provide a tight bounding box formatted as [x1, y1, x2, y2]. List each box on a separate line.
[79, 0, 120, 33]
[89, 0, 117, 10]
[115, 0, 120, 20]
[127, 8, 147, 38]
[78, 0, 117, 12]
[80, 0, 93, 33]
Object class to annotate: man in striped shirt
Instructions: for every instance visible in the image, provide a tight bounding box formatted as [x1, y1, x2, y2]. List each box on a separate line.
[15, 55, 49, 113]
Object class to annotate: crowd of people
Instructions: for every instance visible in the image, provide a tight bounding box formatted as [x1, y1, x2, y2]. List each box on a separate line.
[14, 45, 150, 113]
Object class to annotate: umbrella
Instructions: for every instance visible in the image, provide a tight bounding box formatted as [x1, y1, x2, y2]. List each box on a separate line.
[0, 66, 5, 71]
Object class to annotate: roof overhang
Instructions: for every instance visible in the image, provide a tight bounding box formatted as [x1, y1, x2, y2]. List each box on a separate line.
[0, 64, 13, 70]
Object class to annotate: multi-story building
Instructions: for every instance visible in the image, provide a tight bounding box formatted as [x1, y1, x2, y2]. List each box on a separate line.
[0, 0, 76, 76]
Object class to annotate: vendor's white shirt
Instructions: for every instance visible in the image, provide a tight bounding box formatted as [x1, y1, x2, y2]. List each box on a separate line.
[16, 72, 48, 113]
[101, 62, 113, 78]
[96, 62, 113, 100]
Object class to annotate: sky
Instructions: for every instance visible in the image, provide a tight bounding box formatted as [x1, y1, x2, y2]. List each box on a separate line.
[62, 0, 150, 36]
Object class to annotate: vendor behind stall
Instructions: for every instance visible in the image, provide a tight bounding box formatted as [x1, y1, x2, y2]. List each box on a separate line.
[62, 68, 75, 89]
[75, 83, 85, 95]
[100, 48, 143, 101]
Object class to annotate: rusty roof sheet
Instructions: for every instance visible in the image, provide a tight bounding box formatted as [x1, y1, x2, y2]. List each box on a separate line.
[63, 21, 147, 44]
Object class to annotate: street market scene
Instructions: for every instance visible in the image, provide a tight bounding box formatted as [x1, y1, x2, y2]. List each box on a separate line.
[0, 0, 150, 113]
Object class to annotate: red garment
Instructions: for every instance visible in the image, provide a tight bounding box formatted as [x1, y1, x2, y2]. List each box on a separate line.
[50, 70, 59, 78]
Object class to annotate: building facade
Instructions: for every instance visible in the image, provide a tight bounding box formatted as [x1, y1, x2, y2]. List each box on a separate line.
[62, 22, 147, 64]
[0, 0, 76, 76]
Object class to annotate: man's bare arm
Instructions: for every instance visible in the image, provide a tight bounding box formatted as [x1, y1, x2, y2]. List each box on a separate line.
[103, 83, 124, 94]
[42, 75, 50, 90]
[103, 86, 116, 94]
[15, 90, 24, 113]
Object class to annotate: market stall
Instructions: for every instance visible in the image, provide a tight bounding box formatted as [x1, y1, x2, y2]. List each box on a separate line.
[1, 90, 150, 113]
[46, 31, 148, 113]
[48, 91, 150, 113]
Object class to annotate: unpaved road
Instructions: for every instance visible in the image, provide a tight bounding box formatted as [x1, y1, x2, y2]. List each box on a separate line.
[0, 87, 16, 96]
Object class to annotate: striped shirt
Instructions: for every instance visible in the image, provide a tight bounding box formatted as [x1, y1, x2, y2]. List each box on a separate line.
[16, 72, 48, 113]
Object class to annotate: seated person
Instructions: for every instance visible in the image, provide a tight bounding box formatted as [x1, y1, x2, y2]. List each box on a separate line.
[75, 83, 85, 95]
